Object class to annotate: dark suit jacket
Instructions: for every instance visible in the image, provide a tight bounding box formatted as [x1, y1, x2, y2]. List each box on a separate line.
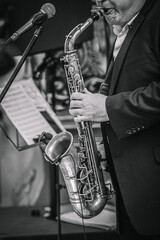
[102, 0, 160, 235]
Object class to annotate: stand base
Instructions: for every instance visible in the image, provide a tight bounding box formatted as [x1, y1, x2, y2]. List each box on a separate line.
[0, 206, 119, 240]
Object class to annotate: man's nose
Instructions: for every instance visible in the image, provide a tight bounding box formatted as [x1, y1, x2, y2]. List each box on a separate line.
[96, 0, 108, 8]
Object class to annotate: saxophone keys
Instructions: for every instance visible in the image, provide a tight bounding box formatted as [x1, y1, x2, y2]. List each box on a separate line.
[76, 166, 92, 183]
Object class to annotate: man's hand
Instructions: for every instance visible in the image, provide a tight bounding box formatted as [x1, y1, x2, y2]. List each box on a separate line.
[69, 88, 109, 122]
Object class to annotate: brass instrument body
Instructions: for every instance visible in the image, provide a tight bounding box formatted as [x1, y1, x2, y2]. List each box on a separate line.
[43, 9, 112, 219]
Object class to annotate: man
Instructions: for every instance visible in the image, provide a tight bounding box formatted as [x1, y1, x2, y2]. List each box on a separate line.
[69, 0, 160, 239]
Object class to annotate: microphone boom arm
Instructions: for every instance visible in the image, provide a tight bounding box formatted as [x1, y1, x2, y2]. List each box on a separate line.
[0, 25, 44, 103]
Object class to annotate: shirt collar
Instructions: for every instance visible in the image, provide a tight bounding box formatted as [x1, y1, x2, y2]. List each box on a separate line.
[113, 12, 139, 36]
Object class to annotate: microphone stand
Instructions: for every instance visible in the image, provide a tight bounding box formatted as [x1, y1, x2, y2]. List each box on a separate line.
[56, 168, 62, 240]
[0, 25, 43, 103]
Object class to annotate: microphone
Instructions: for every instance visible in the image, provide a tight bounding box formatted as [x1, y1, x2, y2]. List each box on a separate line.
[4, 3, 56, 46]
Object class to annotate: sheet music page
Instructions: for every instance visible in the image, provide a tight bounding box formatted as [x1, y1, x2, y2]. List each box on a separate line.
[20, 78, 65, 132]
[0, 81, 57, 145]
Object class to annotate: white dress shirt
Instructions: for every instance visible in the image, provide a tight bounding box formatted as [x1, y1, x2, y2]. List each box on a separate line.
[112, 13, 139, 60]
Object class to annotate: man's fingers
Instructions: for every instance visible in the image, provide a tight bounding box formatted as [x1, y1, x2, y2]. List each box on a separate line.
[70, 92, 84, 100]
[74, 115, 88, 122]
[70, 100, 82, 108]
[69, 108, 83, 116]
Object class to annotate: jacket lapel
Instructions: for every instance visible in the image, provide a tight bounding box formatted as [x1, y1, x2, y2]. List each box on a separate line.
[108, 0, 154, 95]
[109, 13, 145, 95]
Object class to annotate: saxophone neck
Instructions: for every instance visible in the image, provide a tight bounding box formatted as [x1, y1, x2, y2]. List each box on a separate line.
[64, 9, 104, 53]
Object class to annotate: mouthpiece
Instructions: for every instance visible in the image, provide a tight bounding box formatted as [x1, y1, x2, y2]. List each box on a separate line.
[91, 8, 106, 21]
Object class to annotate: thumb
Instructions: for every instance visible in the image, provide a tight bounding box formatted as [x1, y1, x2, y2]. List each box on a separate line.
[84, 88, 91, 94]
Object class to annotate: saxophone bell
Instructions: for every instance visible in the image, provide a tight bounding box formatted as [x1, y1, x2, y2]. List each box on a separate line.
[39, 131, 113, 219]
[38, 131, 73, 165]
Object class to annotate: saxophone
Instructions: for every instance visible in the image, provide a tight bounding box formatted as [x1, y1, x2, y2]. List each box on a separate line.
[39, 8, 112, 219]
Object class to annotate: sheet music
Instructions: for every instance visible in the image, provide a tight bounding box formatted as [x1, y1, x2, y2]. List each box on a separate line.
[0, 78, 64, 145]
[20, 78, 65, 132]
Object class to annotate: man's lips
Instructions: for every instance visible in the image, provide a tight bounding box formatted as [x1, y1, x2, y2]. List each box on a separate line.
[105, 8, 114, 15]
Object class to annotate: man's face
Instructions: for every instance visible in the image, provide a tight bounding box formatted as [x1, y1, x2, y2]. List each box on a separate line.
[96, 0, 146, 26]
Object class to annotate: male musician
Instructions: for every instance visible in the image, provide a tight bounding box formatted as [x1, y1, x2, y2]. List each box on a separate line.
[69, 0, 160, 239]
